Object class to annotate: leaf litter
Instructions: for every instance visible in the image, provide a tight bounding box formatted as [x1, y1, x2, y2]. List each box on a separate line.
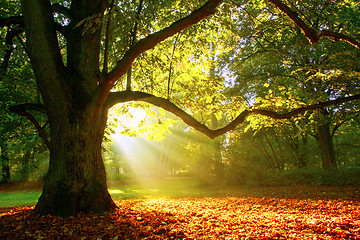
[1, 194, 360, 239]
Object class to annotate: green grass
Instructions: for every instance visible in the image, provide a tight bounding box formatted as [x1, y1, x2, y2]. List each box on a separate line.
[1, 177, 359, 208]
[0, 178, 219, 208]
[0, 192, 41, 208]
[108, 177, 224, 200]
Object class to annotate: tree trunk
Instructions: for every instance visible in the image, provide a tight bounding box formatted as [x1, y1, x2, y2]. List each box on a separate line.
[0, 136, 10, 184]
[20, 0, 115, 217]
[292, 134, 308, 168]
[33, 110, 117, 217]
[20, 148, 32, 182]
[297, 135, 308, 168]
[211, 114, 223, 179]
[316, 123, 336, 170]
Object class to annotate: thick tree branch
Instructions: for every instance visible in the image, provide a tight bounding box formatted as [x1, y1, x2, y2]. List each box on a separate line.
[102, 0, 115, 74]
[1, 28, 23, 73]
[1, 4, 70, 40]
[0, 16, 24, 27]
[106, 91, 360, 139]
[268, 0, 360, 50]
[105, 0, 223, 85]
[9, 104, 51, 150]
[0, 4, 70, 28]
[9, 103, 46, 114]
[251, 95, 360, 119]
[21, 0, 68, 118]
[319, 31, 360, 50]
[105, 90, 229, 138]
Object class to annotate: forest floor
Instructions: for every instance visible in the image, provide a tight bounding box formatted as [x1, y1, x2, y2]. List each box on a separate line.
[1, 180, 360, 239]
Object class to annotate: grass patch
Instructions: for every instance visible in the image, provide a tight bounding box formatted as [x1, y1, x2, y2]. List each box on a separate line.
[0, 192, 41, 208]
[1, 177, 360, 208]
[108, 177, 222, 200]
[0, 178, 216, 208]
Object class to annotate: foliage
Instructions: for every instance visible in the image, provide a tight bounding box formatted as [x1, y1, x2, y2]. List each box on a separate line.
[0, 0, 49, 183]
[225, 166, 360, 187]
[215, 0, 360, 172]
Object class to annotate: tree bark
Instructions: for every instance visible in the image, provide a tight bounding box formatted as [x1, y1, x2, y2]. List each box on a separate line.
[0, 136, 10, 184]
[268, 0, 360, 49]
[297, 135, 308, 168]
[211, 114, 223, 179]
[315, 123, 336, 170]
[20, 148, 32, 182]
[20, 0, 116, 217]
[34, 109, 117, 217]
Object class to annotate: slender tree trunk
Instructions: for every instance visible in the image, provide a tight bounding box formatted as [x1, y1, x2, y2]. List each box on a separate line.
[20, 148, 32, 182]
[315, 123, 336, 170]
[0, 136, 10, 184]
[211, 114, 223, 179]
[297, 135, 308, 168]
[264, 133, 283, 170]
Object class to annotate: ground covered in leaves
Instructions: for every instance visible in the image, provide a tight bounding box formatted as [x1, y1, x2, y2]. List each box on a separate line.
[1, 191, 360, 239]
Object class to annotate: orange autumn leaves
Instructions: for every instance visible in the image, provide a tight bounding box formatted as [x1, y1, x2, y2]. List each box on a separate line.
[1, 197, 360, 239]
[115, 198, 360, 239]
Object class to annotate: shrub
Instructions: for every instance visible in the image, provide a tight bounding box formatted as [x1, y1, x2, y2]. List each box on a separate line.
[225, 166, 360, 186]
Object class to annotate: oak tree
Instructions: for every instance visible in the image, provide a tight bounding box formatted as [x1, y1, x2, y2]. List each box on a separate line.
[1, 0, 359, 216]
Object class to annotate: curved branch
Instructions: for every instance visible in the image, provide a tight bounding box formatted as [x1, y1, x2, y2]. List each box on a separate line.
[1, 28, 23, 72]
[1, 4, 70, 40]
[105, 0, 223, 85]
[268, 0, 360, 50]
[106, 91, 360, 139]
[319, 31, 360, 49]
[9, 104, 50, 150]
[0, 16, 23, 27]
[9, 103, 46, 114]
[0, 4, 70, 27]
[251, 94, 360, 119]
[105, 90, 230, 138]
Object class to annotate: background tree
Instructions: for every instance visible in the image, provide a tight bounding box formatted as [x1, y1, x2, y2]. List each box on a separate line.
[218, 0, 360, 170]
[1, 0, 48, 183]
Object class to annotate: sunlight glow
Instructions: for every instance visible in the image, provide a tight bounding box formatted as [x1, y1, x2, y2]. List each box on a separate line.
[108, 105, 148, 132]
[106, 105, 177, 178]
[108, 189, 125, 194]
[105, 106, 192, 179]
